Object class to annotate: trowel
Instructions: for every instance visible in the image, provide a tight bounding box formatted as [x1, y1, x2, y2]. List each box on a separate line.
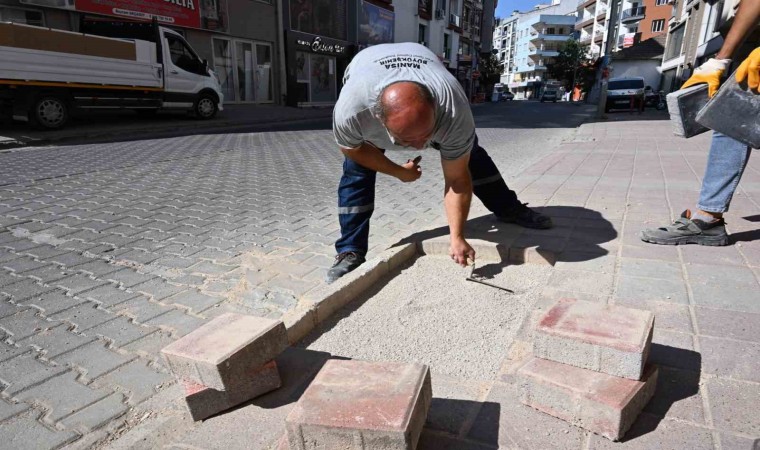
[465, 259, 513, 293]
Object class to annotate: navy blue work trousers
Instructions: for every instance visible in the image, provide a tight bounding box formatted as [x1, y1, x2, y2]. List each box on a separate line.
[335, 135, 521, 255]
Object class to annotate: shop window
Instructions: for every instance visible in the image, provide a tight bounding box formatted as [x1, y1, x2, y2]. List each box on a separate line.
[212, 38, 235, 102]
[296, 51, 337, 104]
[0, 6, 44, 26]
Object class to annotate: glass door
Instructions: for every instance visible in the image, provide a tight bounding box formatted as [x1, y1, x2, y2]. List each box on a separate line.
[212, 38, 235, 102]
[255, 43, 273, 103]
[235, 40, 255, 102]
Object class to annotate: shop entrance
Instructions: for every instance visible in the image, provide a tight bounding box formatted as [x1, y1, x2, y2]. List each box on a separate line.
[212, 38, 273, 103]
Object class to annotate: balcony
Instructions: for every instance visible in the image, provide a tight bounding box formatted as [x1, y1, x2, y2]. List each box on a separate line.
[595, 6, 607, 19]
[531, 32, 572, 43]
[575, 16, 595, 30]
[618, 31, 641, 47]
[580, 34, 593, 44]
[621, 6, 646, 24]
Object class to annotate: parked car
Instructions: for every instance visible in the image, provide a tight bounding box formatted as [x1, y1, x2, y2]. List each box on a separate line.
[502, 91, 515, 101]
[539, 86, 559, 103]
[605, 77, 645, 112]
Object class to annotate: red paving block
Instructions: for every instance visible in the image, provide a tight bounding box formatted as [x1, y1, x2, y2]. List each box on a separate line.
[286, 360, 432, 450]
[534, 298, 654, 380]
[183, 360, 281, 421]
[161, 313, 288, 390]
[518, 356, 658, 441]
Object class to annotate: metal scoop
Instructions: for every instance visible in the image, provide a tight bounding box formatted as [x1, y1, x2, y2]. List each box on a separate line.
[465, 259, 514, 293]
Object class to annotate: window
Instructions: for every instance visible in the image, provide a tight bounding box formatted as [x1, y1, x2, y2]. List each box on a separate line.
[664, 24, 685, 60]
[655, 0, 668, 5]
[651, 19, 665, 32]
[443, 33, 451, 59]
[166, 35, 205, 75]
[418, 23, 427, 45]
[547, 27, 555, 34]
[0, 6, 44, 26]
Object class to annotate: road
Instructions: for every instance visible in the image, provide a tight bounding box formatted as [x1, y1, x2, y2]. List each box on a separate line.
[0, 100, 594, 449]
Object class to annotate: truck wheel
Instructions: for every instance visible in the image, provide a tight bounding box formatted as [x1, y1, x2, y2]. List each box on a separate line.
[193, 94, 217, 119]
[31, 95, 69, 129]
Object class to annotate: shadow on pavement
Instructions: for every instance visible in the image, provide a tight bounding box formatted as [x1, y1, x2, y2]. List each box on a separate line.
[392, 206, 618, 275]
[622, 345, 702, 442]
[420, 400, 500, 449]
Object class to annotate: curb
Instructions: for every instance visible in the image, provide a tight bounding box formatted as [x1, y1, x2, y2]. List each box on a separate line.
[283, 235, 560, 346]
[0, 114, 333, 151]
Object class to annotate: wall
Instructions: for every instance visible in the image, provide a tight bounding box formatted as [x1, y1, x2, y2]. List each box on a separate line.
[612, 59, 661, 89]
[639, 0, 671, 41]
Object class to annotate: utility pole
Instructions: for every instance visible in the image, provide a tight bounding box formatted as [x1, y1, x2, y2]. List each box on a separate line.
[596, 0, 622, 118]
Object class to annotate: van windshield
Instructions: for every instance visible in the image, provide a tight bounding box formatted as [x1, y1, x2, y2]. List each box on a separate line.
[609, 80, 644, 90]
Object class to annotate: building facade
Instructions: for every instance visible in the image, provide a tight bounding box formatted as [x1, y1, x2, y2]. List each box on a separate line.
[494, 12, 520, 84]
[394, 0, 464, 74]
[510, 0, 577, 99]
[1, 0, 281, 104]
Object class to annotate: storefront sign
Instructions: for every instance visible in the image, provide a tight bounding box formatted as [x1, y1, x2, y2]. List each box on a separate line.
[20, 0, 227, 32]
[358, 1, 394, 47]
[296, 36, 346, 54]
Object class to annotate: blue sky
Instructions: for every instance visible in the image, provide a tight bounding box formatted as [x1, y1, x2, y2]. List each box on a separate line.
[495, 0, 545, 19]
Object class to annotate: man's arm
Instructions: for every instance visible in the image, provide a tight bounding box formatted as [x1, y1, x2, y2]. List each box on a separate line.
[717, 0, 760, 60]
[441, 154, 475, 266]
[341, 143, 421, 182]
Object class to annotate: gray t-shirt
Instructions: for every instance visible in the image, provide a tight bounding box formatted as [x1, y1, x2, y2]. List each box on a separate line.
[333, 42, 475, 160]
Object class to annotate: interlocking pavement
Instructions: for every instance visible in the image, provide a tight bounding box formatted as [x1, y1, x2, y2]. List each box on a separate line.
[0, 102, 592, 448]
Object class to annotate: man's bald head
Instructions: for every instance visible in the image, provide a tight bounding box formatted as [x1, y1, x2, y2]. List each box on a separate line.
[375, 81, 436, 150]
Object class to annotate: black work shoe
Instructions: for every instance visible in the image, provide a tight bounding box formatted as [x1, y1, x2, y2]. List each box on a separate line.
[640, 210, 728, 246]
[325, 251, 366, 284]
[497, 203, 553, 229]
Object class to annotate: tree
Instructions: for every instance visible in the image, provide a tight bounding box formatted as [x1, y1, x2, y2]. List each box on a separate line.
[477, 54, 503, 95]
[547, 40, 595, 92]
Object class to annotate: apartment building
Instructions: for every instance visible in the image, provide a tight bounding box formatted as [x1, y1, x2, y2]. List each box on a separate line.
[493, 13, 520, 84]
[395, 0, 465, 74]
[510, 0, 577, 99]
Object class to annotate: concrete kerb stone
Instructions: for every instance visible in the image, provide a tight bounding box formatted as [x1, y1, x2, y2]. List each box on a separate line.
[296, 244, 417, 338]
[417, 236, 557, 266]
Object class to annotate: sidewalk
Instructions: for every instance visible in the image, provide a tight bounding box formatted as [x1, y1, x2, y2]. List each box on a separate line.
[102, 113, 759, 449]
[0, 103, 333, 149]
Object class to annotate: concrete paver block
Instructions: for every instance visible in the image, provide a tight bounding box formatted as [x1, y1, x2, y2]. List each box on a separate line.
[286, 360, 432, 450]
[161, 313, 287, 391]
[534, 298, 654, 380]
[183, 360, 281, 421]
[517, 356, 658, 441]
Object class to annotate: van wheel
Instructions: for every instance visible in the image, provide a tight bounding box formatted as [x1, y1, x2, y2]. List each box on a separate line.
[31, 95, 69, 129]
[194, 94, 217, 119]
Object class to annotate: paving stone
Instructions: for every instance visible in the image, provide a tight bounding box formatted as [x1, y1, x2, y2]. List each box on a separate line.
[0, 279, 55, 302]
[20, 324, 96, 359]
[106, 269, 156, 288]
[619, 258, 683, 281]
[0, 271, 22, 287]
[60, 393, 128, 433]
[706, 378, 760, 436]
[265, 275, 318, 297]
[0, 309, 54, 340]
[18, 290, 86, 316]
[74, 260, 122, 278]
[286, 360, 432, 450]
[0, 412, 78, 450]
[96, 360, 173, 405]
[717, 433, 759, 450]
[161, 313, 287, 391]
[533, 298, 654, 380]
[50, 303, 114, 332]
[49, 252, 93, 268]
[0, 353, 67, 395]
[695, 307, 760, 342]
[612, 298, 693, 334]
[699, 336, 760, 383]
[144, 309, 207, 338]
[615, 275, 689, 304]
[83, 316, 157, 347]
[15, 371, 109, 424]
[167, 290, 221, 313]
[0, 340, 28, 363]
[0, 398, 29, 421]
[546, 269, 614, 295]
[2, 257, 49, 274]
[687, 264, 760, 313]
[111, 297, 175, 323]
[518, 357, 658, 441]
[642, 365, 704, 424]
[23, 265, 71, 284]
[648, 330, 700, 372]
[184, 360, 281, 421]
[23, 246, 69, 261]
[121, 331, 174, 358]
[587, 412, 714, 449]
[132, 279, 186, 301]
[58, 341, 134, 382]
[80, 285, 139, 308]
[53, 274, 108, 296]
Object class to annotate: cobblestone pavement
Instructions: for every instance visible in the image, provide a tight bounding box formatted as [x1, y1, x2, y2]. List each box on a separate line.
[0, 101, 594, 448]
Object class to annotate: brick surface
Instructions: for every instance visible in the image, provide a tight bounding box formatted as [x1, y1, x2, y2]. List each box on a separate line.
[161, 313, 287, 391]
[15, 371, 108, 424]
[0, 412, 78, 450]
[533, 298, 654, 380]
[183, 360, 281, 421]
[286, 360, 432, 450]
[0, 353, 68, 395]
[517, 356, 658, 441]
[60, 393, 129, 433]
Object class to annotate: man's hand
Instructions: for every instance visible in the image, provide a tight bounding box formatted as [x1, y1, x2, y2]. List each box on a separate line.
[397, 158, 422, 183]
[449, 237, 475, 267]
[682, 58, 732, 97]
[736, 47, 760, 91]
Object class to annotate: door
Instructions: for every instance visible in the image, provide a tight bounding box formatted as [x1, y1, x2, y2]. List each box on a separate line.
[235, 41, 255, 102]
[163, 30, 206, 96]
[212, 38, 235, 102]
[255, 43, 273, 103]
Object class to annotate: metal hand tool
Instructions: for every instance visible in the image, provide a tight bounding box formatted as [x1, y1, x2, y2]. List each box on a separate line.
[465, 259, 514, 293]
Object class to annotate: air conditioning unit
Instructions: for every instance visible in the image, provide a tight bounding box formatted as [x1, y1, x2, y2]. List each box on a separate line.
[435, 9, 445, 20]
